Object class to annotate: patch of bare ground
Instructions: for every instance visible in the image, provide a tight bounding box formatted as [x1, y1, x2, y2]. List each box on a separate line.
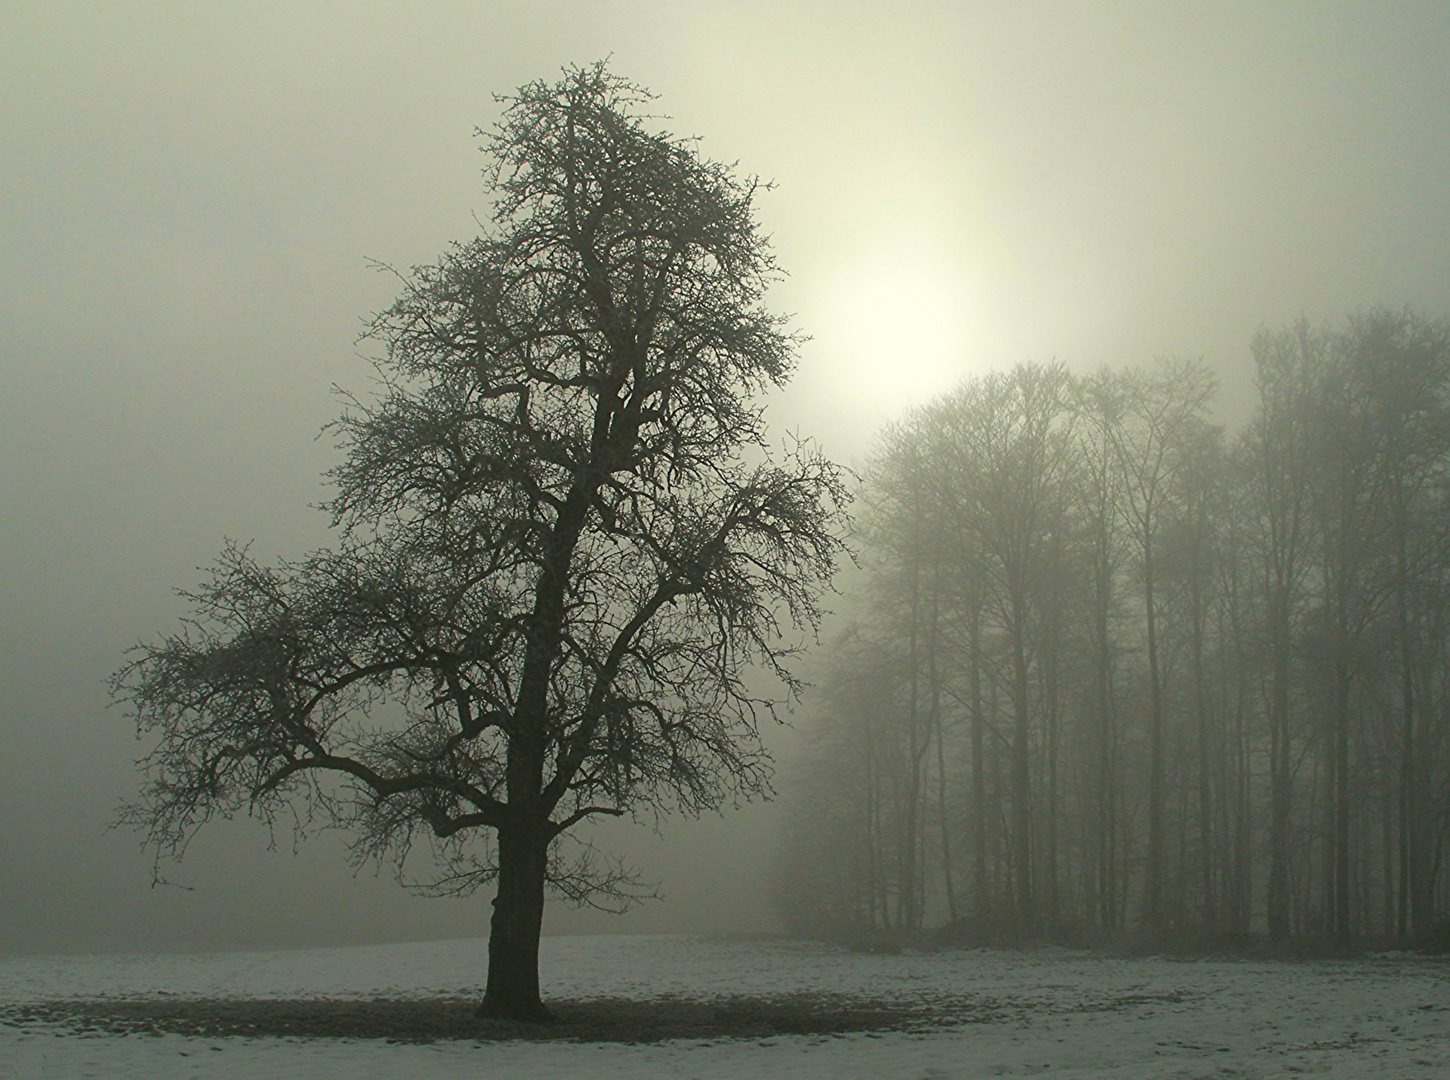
[0, 994, 943, 1043]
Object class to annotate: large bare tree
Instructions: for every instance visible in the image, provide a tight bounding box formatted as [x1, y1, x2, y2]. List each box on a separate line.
[113, 64, 847, 1021]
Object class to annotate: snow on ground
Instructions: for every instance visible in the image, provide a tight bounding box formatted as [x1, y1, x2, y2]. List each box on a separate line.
[1, 934, 1446, 1079]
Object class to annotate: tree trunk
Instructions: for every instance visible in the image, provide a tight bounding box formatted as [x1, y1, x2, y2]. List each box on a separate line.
[1144, 529, 1166, 933]
[970, 603, 987, 923]
[1227, 548, 1252, 940]
[1267, 580, 1292, 940]
[480, 817, 552, 1021]
[1042, 530, 1063, 930]
[1191, 542, 1215, 938]
[1093, 519, 1118, 934]
[1331, 655, 1353, 942]
[930, 583, 957, 925]
[901, 534, 925, 932]
[1011, 588, 1034, 937]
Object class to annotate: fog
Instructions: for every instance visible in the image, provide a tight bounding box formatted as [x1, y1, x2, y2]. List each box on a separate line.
[3, 0, 1450, 955]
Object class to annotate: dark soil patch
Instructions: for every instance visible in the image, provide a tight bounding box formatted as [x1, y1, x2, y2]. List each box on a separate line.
[1, 993, 936, 1044]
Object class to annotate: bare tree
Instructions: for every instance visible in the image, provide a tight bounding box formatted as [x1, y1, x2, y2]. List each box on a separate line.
[860, 421, 940, 932]
[1104, 357, 1215, 934]
[944, 364, 1074, 935]
[1244, 322, 1321, 939]
[1072, 370, 1130, 932]
[112, 64, 848, 1021]
[1158, 421, 1228, 936]
[1317, 310, 1450, 939]
[1348, 311, 1450, 939]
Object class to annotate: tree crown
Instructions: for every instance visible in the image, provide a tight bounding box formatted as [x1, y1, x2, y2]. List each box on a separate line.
[114, 63, 847, 906]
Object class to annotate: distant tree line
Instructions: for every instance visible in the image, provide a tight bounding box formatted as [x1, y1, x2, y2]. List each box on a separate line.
[776, 308, 1450, 949]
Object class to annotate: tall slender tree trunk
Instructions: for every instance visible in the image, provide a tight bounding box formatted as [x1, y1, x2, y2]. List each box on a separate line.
[1191, 543, 1216, 938]
[1267, 577, 1293, 940]
[1398, 566, 1416, 938]
[1092, 511, 1118, 934]
[1044, 648, 1060, 930]
[1225, 539, 1252, 940]
[1010, 588, 1034, 937]
[1325, 496, 1356, 944]
[902, 570, 922, 932]
[1042, 532, 1063, 930]
[1331, 651, 1353, 941]
[898, 508, 930, 934]
[970, 603, 988, 924]
[1231, 642, 1252, 938]
[1144, 530, 1166, 933]
[864, 705, 882, 930]
[930, 578, 957, 924]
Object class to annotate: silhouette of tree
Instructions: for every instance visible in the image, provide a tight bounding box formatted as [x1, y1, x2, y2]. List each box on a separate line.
[113, 63, 847, 1021]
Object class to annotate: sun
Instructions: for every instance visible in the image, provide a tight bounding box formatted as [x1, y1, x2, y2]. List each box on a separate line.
[808, 244, 977, 418]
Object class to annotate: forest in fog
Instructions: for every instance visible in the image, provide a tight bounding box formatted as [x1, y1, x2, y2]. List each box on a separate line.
[776, 307, 1450, 950]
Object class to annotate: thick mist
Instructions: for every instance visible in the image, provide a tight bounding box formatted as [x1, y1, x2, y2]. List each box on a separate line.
[4, 0, 1450, 955]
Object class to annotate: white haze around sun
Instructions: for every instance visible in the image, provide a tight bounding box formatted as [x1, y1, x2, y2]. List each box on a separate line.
[810, 241, 982, 419]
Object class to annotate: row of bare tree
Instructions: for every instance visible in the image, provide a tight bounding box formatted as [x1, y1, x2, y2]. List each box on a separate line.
[775, 308, 1450, 948]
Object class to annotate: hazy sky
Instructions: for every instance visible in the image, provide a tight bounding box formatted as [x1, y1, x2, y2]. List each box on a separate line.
[4, 0, 1450, 954]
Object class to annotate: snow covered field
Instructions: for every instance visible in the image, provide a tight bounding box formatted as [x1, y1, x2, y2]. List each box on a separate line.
[1, 934, 1445, 1079]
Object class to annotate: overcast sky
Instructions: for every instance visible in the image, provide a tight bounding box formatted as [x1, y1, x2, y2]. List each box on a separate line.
[4, 0, 1450, 955]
